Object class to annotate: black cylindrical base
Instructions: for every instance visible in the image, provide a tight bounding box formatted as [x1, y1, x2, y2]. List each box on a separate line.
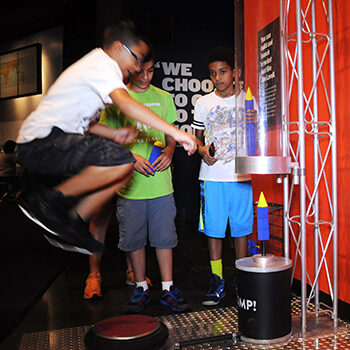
[236, 256, 292, 343]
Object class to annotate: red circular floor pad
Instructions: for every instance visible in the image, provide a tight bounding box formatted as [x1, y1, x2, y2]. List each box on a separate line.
[95, 315, 160, 340]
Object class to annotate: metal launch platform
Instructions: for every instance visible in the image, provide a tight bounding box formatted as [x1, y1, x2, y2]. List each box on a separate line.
[18, 297, 350, 350]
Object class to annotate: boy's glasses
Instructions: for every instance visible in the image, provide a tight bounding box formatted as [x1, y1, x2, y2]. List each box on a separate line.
[122, 44, 143, 65]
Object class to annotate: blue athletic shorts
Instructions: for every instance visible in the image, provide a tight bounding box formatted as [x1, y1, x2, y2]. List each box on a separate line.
[117, 194, 178, 252]
[199, 181, 253, 238]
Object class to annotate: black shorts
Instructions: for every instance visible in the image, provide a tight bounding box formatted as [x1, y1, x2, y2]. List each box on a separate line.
[17, 127, 135, 178]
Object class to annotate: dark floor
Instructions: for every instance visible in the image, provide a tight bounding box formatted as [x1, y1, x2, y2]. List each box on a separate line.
[0, 200, 239, 350]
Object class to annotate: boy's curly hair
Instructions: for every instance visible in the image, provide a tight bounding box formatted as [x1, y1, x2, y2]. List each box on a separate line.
[207, 46, 234, 69]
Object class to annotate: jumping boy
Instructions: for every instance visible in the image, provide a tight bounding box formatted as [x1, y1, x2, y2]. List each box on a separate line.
[16, 19, 196, 255]
[191, 47, 256, 306]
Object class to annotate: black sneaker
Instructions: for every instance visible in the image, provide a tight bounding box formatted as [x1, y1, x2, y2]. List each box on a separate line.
[160, 286, 192, 312]
[124, 287, 151, 313]
[42, 215, 102, 255]
[202, 274, 225, 306]
[18, 188, 103, 254]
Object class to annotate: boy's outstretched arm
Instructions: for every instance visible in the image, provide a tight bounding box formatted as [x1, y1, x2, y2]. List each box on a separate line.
[110, 88, 197, 155]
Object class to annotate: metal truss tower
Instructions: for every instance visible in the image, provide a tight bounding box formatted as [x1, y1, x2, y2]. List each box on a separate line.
[281, 0, 338, 334]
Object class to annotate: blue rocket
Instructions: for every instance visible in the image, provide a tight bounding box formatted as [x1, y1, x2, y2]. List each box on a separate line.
[257, 191, 269, 242]
[146, 140, 164, 174]
[245, 87, 257, 156]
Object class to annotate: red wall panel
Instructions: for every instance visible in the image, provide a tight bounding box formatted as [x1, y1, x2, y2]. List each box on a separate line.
[245, 0, 350, 303]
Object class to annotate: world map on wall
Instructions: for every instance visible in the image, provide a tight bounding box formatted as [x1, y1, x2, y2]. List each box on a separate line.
[0, 57, 30, 88]
[0, 44, 40, 99]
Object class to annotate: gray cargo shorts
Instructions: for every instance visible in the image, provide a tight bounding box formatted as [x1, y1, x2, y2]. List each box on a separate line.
[117, 193, 178, 252]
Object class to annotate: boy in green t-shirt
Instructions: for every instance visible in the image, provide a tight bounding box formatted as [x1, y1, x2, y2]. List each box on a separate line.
[84, 48, 191, 313]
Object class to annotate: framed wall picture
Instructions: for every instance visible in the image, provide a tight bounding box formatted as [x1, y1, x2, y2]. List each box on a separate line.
[0, 43, 42, 100]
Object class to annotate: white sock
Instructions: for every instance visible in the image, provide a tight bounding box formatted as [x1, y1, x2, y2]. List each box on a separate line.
[136, 280, 148, 291]
[162, 281, 173, 291]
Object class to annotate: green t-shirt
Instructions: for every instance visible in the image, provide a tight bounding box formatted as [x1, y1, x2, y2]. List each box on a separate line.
[100, 84, 178, 199]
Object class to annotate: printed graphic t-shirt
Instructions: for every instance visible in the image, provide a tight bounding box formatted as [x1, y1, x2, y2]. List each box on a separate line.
[192, 90, 256, 182]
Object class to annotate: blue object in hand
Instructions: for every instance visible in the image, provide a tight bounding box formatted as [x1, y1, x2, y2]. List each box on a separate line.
[147, 141, 164, 174]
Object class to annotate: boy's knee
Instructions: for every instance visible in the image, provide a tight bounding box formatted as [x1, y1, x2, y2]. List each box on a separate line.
[126, 162, 134, 172]
[108, 162, 134, 177]
[112, 162, 134, 185]
[123, 162, 134, 178]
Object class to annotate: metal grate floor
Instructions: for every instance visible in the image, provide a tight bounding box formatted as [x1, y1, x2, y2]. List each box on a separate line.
[19, 298, 350, 350]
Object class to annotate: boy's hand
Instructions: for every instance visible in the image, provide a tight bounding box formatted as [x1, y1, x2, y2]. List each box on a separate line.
[88, 123, 138, 144]
[198, 144, 217, 166]
[152, 147, 174, 172]
[133, 154, 155, 177]
[173, 130, 197, 155]
[112, 127, 138, 144]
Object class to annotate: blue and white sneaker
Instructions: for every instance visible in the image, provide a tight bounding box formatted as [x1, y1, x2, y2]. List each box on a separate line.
[160, 286, 192, 312]
[124, 287, 151, 313]
[202, 274, 225, 306]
